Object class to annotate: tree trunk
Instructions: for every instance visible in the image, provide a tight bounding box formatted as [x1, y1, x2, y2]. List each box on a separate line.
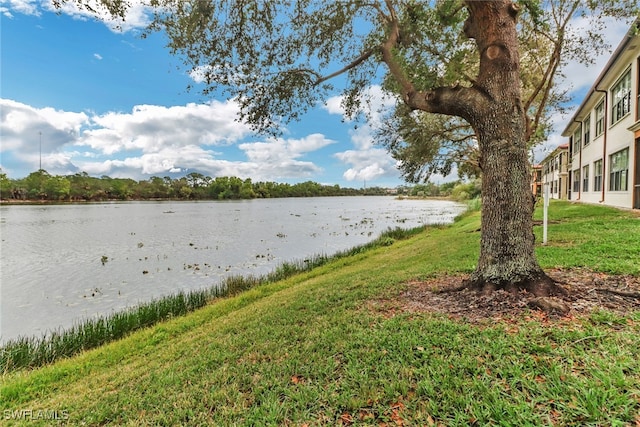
[386, 0, 565, 296]
[460, 1, 563, 296]
[467, 105, 560, 295]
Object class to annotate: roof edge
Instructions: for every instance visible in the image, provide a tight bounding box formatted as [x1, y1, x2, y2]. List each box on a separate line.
[560, 19, 639, 137]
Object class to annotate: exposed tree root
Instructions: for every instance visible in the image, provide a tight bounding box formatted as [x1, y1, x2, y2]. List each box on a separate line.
[428, 269, 640, 317]
[386, 268, 640, 323]
[595, 288, 640, 299]
[527, 297, 570, 316]
[436, 271, 570, 315]
[462, 271, 568, 298]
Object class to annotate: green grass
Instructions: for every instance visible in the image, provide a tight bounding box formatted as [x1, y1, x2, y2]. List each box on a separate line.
[1, 201, 639, 426]
[534, 201, 640, 273]
[0, 289, 213, 372]
[0, 227, 420, 372]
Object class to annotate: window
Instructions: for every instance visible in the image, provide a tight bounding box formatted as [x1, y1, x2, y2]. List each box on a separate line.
[609, 148, 629, 191]
[582, 165, 589, 192]
[595, 101, 604, 136]
[593, 159, 603, 192]
[572, 169, 580, 193]
[611, 69, 631, 124]
[583, 116, 590, 146]
[572, 128, 581, 154]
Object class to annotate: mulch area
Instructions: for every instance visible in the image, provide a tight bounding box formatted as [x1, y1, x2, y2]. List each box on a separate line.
[393, 268, 640, 323]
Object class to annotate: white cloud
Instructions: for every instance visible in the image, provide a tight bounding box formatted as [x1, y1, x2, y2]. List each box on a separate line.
[93, 53, 103, 60]
[188, 65, 212, 84]
[78, 101, 252, 155]
[44, 0, 152, 32]
[76, 145, 213, 177]
[323, 95, 344, 117]
[0, 99, 89, 153]
[0, 0, 151, 32]
[237, 134, 336, 180]
[1, 98, 254, 177]
[323, 85, 396, 123]
[72, 140, 327, 181]
[240, 134, 334, 162]
[0, 0, 39, 17]
[343, 163, 384, 182]
[323, 85, 401, 183]
[334, 147, 398, 182]
[0, 98, 338, 181]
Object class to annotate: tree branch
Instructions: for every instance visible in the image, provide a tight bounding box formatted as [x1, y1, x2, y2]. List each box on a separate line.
[377, 1, 484, 118]
[407, 84, 487, 122]
[523, 1, 580, 141]
[379, 0, 416, 104]
[313, 48, 376, 86]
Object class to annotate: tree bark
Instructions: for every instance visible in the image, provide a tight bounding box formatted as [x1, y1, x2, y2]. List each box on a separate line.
[459, 1, 563, 296]
[372, 0, 565, 296]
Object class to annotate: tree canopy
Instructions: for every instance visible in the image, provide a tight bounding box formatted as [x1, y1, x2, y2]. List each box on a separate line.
[58, 0, 637, 179]
[131, 0, 635, 180]
[57, 0, 639, 296]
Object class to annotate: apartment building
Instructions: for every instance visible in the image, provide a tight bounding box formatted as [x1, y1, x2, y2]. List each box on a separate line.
[539, 144, 570, 200]
[561, 22, 640, 210]
[531, 164, 542, 197]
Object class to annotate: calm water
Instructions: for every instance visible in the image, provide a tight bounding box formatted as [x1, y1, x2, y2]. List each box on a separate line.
[0, 197, 464, 342]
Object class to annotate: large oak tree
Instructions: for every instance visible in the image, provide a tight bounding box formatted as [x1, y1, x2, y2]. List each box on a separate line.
[64, 0, 638, 296]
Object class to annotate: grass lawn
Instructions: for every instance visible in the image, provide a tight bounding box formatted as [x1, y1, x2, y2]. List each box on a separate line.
[1, 200, 639, 425]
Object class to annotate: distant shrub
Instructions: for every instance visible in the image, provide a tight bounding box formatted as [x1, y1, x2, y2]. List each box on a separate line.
[450, 179, 481, 201]
[466, 197, 482, 212]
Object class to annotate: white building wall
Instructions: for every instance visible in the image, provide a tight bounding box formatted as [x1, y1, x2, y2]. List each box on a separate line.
[604, 58, 636, 209]
[541, 149, 569, 200]
[567, 44, 638, 209]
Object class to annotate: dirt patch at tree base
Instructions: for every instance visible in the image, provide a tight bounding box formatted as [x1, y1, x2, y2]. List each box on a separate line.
[393, 268, 640, 323]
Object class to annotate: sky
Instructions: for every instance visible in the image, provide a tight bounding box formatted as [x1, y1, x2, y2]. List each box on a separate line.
[0, 1, 633, 188]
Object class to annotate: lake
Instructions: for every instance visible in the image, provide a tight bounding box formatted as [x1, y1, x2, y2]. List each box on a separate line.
[0, 196, 465, 342]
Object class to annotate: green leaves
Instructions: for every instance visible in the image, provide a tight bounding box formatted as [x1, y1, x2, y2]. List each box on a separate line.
[53, 0, 640, 178]
[379, 104, 479, 182]
[147, 0, 376, 134]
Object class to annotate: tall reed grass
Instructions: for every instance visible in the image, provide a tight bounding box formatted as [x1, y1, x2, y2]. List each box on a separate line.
[0, 226, 425, 372]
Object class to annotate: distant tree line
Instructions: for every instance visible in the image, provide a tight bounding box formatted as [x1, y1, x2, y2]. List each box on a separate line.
[0, 169, 482, 202]
[405, 179, 481, 201]
[0, 169, 397, 201]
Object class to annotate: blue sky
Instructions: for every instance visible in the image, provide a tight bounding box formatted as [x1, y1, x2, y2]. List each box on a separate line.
[0, 1, 631, 187]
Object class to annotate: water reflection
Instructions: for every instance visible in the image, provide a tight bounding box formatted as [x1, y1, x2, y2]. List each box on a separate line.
[0, 197, 465, 341]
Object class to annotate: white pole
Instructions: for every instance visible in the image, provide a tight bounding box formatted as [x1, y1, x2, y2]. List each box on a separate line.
[543, 182, 549, 245]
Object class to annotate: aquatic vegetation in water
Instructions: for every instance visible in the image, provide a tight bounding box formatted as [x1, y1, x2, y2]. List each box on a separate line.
[0, 226, 421, 372]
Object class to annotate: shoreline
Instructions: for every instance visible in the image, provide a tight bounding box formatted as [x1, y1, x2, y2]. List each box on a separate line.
[2, 201, 639, 425]
[0, 227, 426, 371]
[1, 194, 453, 206]
[0, 193, 405, 206]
